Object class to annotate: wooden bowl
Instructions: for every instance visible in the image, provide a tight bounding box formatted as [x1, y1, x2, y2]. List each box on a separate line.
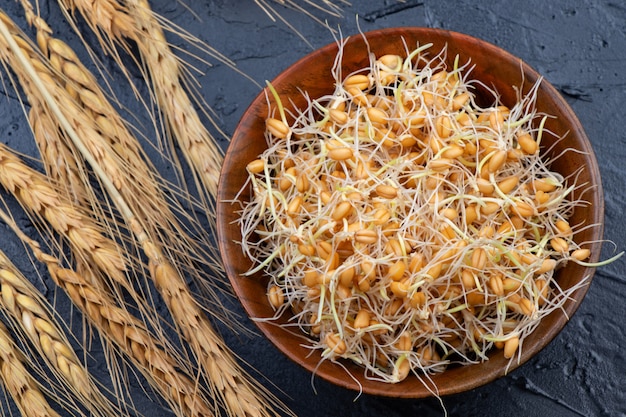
[216, 27, 604, 398]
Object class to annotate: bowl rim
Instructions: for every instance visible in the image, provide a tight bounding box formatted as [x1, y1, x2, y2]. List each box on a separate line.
[217, 26, 604, 398]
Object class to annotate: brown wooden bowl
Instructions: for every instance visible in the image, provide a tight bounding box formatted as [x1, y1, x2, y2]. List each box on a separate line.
[216, 27, 604, 398]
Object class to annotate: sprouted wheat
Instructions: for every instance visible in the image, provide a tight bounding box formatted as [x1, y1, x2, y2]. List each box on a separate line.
[238, 43, 603, 385]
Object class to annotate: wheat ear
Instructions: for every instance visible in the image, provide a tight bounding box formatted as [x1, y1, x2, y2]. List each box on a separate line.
[0, 196, 216, 417]
[0, 10, 289, 416]
[123, 0, 224, 198]
[15, 3, 230, 310]
[136, 223, 289, 417]
[0, 248, 124, 417]
[59, 0, 226, 201]
[0, 320, 63, 417]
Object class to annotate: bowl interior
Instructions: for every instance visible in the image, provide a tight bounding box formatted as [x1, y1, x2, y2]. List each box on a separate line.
[216, 27, 604, 398]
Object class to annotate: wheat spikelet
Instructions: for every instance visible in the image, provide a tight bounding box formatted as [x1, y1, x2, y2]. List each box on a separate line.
[0, 249, 124, 417]
[58, 0, 139, 58]
[0, 320, 63, 417]
[28, 108, 90, 205]
[0, 196, 216, 417]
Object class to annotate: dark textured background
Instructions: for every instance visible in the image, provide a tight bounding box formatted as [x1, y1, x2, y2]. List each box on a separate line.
[1, 1, 625, 416]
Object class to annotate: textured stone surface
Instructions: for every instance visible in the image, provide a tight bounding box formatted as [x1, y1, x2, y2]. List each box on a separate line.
[1, 1, 625, 416]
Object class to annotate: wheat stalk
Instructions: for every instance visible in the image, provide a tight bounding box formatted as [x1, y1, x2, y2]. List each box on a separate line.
[0, 248, 123, 417]
[0, 320, 63, 417]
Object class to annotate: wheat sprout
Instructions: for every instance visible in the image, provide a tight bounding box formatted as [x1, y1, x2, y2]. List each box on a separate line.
[238, 42, 604, 389]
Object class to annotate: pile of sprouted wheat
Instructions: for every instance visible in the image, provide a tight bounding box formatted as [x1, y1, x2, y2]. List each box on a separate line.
[238, 42, 603, 386]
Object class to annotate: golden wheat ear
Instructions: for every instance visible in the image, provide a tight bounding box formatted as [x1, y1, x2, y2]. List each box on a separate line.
[0, 10, 218, 409]
[0, 189, 218, 417]
[104, 0, 227, 197]
[22, 0, 238, 310]
[13, 0, 240, 327]
[0, 9, 292, 417]
[0, 318, 65, 417]
[0, 245, 129, 417]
